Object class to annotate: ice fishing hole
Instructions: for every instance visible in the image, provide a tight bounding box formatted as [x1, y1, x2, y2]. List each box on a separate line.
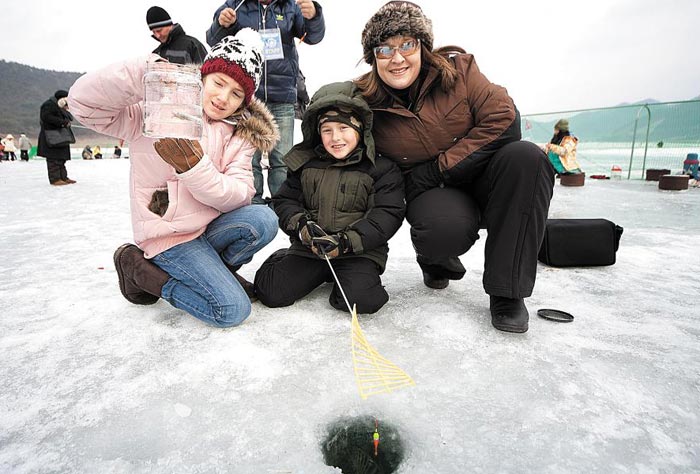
[321, 415, 405, 474]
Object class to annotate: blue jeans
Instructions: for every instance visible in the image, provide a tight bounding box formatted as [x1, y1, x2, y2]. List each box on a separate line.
[252, 102, 294, 203]
[151, 205, 278, 327]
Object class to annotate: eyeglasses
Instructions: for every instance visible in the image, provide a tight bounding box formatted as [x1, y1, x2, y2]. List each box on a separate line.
[373, 39, 420, 60]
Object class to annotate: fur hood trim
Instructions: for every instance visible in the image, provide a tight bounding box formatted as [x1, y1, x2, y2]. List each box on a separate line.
[230, 98, 280, 153]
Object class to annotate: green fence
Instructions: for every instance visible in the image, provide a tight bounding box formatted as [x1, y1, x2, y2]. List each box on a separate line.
[521, 100, 700, 179]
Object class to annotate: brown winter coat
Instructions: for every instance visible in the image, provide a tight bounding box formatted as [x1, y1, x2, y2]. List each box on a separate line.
[369, 53, 521, 184]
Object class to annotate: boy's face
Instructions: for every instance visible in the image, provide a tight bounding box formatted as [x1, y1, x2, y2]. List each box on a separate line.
[320, 121, 360, 160]
[202, 72, 245, 120]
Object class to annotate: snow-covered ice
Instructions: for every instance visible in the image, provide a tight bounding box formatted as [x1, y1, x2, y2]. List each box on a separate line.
[1, 159, 699, 473]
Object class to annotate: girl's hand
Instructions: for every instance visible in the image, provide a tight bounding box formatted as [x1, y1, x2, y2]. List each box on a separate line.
[153, 138, 203, 173]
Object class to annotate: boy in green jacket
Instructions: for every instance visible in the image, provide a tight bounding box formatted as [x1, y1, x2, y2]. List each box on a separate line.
[254, 81, 405, 314]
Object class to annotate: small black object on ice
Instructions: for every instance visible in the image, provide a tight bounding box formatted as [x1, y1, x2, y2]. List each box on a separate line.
[537, 308, 574, 322]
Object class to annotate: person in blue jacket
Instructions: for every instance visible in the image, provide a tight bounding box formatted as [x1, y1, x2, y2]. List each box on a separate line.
[206, 0, 325, 204]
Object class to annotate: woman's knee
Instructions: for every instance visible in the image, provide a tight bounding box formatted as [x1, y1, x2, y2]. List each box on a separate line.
[408, 193, 480, 255]
[496, 140, 549, 171]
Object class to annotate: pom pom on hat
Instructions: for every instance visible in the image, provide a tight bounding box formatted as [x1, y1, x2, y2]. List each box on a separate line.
[147, 6, 173, 30]
[201, 28, 264, 105]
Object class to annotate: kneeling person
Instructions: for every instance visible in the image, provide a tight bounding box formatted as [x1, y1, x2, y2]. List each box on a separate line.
[255, 82, 405, 314]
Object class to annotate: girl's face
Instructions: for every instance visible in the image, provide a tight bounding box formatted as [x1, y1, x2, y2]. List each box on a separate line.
[320, 121, 360, 160]
[375, 35, 422, 91]
[202, 72, 245, 120]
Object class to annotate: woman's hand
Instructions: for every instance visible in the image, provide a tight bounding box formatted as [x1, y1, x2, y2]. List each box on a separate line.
[153, 138, 203, 173]
[405, 160, 443, 201]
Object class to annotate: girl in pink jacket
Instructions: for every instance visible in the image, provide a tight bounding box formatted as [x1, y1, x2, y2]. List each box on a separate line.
[69, 29, 280, 327]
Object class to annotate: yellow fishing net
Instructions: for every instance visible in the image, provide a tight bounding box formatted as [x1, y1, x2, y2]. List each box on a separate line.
[350, 306, 415, 399]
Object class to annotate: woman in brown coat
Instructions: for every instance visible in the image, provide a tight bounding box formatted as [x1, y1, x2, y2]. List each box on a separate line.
[355, 1, 555, 333]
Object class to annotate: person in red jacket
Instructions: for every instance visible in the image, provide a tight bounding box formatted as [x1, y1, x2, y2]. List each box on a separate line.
[355, 1, 555, 333]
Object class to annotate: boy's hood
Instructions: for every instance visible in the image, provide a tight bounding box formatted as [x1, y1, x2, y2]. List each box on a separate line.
[285, 81, 374, 172]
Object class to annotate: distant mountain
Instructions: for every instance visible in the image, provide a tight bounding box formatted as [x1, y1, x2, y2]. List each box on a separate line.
[0, 60, 116, 145]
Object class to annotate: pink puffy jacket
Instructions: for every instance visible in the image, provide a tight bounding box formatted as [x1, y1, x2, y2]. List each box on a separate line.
[69, 55, 278, 258]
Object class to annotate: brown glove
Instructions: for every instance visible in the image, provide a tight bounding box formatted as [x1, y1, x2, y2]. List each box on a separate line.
[153, 138, 204, 173]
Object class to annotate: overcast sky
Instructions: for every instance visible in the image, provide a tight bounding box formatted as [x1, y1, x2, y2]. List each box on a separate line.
[3, 0, 698, 114]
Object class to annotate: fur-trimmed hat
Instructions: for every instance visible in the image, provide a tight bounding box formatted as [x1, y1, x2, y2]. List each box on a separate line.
[147, 6, 173, 30]
[361, 1, 433, 64]
[201, 29, 264, 106]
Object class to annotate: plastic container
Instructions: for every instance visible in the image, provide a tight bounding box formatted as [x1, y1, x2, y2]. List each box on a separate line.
[143, 62, 203, 140]
[611, 165, 622, 180]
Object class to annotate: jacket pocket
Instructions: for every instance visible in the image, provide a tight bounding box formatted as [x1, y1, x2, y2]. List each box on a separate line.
[161, 180, 179, 221]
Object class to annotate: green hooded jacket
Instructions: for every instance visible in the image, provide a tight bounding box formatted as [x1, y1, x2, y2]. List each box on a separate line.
[273, 81, 405, 271]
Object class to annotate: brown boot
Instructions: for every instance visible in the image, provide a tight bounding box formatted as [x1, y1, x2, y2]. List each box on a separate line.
[64, 178, 77, 184]
[51, 180, 69, 186]
[113, 244, 170, 305]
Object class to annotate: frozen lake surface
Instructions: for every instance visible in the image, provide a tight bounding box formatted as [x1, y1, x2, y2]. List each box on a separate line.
[1, 160, 698, 473]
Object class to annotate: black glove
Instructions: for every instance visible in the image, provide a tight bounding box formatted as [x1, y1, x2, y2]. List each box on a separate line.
[405, 160, 443, 202]
[311, 232, 351, 259]
[298, 219, 327, 247]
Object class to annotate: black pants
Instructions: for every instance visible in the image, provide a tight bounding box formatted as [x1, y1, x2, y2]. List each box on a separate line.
[20, 150, 29, 161]
[254, 249, 389, 314]
[407, 141, 555, 298]
[46, 159, 68, 183]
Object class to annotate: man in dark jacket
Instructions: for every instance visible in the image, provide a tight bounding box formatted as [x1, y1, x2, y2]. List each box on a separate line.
[38, 90, 76, 185]
[206, 0, 325, 204]
[147, 6, 207, 64]
[254, 81, 405, 314]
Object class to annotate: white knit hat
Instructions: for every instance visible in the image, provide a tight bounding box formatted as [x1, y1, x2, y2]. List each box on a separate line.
[201, 28, 264, 105]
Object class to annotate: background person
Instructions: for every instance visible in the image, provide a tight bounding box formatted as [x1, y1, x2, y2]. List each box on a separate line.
[543, 118, 581, 174]
[38, 90, 77, 185]
[147, 6, 207, 64]
[81, 145, 93, 160]
[1, 134, 17, 161]
[355, 1, 555, 333]
[206, 0, 326, 204]
[18, 133, 32, 161]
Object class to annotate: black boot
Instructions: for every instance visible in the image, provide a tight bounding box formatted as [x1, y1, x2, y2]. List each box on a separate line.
[422, 271, 449, 289]
[490, 295, 529, 333]
[114, 244, 170, 305]
[418, 256, 465, 290]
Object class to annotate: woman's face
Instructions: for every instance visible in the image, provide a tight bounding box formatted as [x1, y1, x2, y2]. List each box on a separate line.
[375, 35, 422, 90]
[202, 72, 245, 120]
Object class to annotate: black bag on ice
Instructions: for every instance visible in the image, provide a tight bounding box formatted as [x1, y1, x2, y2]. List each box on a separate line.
[538, 219, 623, 267]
